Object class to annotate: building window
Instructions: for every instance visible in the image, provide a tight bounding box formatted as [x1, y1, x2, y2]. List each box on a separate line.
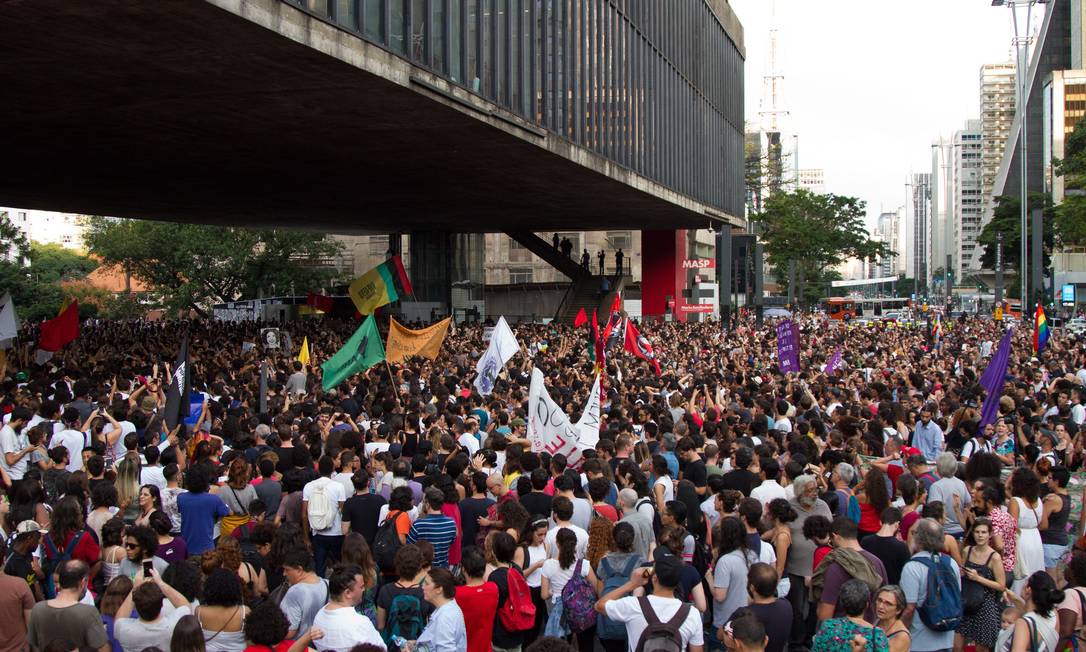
[18, 212, 26, 222]
[369, 235, 390, 256]
[510, 267, 533, 283]
[607, 231, 632, 250]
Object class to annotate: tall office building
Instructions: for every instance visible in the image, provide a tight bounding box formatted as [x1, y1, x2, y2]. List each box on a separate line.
[910, 173, 932, 288]
[872, 211, 900, 279]
[797, 169, 825, 194]
[979, 63, 1017, 224]
[954, 120, 984, 279]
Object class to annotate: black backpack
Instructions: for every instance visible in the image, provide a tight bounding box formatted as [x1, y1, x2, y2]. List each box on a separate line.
[373, 511, 405, 573]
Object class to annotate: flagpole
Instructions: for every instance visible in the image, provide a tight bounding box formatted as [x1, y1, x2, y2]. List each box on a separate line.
[384, 360, 400, 405]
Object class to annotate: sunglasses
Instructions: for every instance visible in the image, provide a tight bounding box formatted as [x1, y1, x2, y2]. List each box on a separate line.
[124, 543, 139, 549]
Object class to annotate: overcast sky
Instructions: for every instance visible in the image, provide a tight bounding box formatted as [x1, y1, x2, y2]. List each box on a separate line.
[728, 0, 1038, 229]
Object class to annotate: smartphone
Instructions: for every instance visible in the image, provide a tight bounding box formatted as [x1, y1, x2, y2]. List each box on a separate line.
[142, 559, 154, 576]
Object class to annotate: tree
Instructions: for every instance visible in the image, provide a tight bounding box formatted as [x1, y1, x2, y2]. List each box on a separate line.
[28, 242, 97, 284]
[976, 193, 1054, 297]
[1052, 118, 1086, 247]
[752, 189, 889, 305]
[84, 218, 346, 313]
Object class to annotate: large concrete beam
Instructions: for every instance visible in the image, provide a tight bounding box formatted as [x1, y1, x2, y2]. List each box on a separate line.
[0, 0, 743, 234]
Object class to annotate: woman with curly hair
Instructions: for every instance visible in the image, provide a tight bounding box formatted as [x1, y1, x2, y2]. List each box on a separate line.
[196, 568, 248, 651]
[856, 467, 891, 540]
[215, 536, 267, 601]
[99, 517, 126, 587]
[1009, 466, 1046, 593]
[585, 513, 614, 570]
[134, 484, 163, 528]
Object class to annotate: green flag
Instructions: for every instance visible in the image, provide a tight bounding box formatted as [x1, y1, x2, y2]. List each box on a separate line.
[321, 315, 385, 391]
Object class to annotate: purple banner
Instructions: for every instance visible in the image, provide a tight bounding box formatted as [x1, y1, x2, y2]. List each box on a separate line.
[777, 320, 800, 374]
[978, 327, 1014, 429]
[825, 347, 842, 375]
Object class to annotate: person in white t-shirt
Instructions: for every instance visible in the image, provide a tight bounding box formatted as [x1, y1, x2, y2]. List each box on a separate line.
[49, 407, 88, 474]
[544, 497, 589, 560]
[750, 459, 787, 509]
[311, 565, 385, 651]
[597, 552, 704, 652]
[0, 407, 36, 482]
[301, 457, 347, 577]
[540, 528, 591, 606]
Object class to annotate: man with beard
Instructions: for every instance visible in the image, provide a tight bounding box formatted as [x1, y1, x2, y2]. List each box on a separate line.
[784, 473, 832, 650]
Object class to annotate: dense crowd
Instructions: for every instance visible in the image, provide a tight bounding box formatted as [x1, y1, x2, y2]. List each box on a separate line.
[1, 311, 1086, 652]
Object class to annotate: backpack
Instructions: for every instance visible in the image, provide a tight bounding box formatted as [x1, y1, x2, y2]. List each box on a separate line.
[835, 489, 861, 524]
[306, 478, 336, 531]
[560, 559, 597, 633]
[42, 530, 85, 599]
[691, 537, 713, 576]
[912, 552, 963, 632]
[383, 592, 426, 648]
[635, 497, 664, 538]
[373, 511, 405, 574]
[597, 555, 642, 640]
[497, 567, 537, 632]
[633, 596, 691, 652]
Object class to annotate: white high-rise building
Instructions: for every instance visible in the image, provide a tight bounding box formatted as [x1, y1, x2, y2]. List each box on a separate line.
[980, 63, 1017, 224]
[797, 168, 825, 194]
[2, 207, 87, 250]
[954, 121, 984, 278]
[910, 172, 933, 289]
[872, 211, 900, 279]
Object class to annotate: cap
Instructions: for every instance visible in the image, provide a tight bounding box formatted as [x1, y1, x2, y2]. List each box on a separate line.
[651, 550, 684, 588]
[377, 423, 390, 438]
[510, 417, 526, 428]
[15, 520, 45, 536]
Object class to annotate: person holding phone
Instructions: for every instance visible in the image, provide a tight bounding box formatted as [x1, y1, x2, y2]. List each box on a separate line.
[118, 525, 168, 580]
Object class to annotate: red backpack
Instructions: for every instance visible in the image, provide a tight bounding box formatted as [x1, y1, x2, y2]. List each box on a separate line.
[498, 567, 537, 632]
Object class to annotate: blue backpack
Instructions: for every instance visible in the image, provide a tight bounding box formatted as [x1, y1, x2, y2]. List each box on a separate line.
[42, 530, 85, 599]
[596, 555, 643, 640]
[835, 489, 861, 524]
[913, 553, 962, 632]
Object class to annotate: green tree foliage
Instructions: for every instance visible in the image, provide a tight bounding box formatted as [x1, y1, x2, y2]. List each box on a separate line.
[976, 193, 1054, 272]
[0, 212, 103, 323]
[752, 189, 889, 305]
[84, 218, 346, 312]
[1053, 118, 1086, 247]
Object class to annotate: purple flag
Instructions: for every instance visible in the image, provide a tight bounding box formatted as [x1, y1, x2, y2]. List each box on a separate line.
[826, 347, 843, 375]
[978, 328, 1014, 429]
[777, 319, 800, 374]
[979, 328, 1013, 393]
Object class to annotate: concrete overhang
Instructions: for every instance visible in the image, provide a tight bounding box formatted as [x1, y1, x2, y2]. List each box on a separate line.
[0, 0, 743, 234]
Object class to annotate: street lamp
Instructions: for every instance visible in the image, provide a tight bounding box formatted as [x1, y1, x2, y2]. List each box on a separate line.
[992, 0, 1050, 312]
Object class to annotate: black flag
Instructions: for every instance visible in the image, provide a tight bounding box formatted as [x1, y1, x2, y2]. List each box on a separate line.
[259, 360, 268, 415]
[164, 336, 190, 431]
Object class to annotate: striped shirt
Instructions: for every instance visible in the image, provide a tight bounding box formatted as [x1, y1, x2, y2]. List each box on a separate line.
[407, 514, 458, 569]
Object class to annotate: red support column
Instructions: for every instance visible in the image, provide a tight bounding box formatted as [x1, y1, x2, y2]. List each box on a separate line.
[640, 230, 689, 321]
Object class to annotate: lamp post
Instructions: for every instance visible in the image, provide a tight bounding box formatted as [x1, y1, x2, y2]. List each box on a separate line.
[992, 0, 1049, 311]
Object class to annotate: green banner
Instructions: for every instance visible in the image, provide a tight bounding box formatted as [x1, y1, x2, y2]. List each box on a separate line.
[321, 315, 385, 391]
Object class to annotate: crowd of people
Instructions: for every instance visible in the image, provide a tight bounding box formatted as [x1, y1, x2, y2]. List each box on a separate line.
[1, 311, 1085, 652]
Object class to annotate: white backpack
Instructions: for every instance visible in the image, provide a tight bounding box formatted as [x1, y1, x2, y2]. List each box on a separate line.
[307, 478, 336, 531]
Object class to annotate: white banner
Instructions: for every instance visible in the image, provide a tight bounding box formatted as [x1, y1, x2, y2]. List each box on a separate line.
[474, 316, 519, 395]
[527, 369, 600, 468]
[0, 294, 18, 342]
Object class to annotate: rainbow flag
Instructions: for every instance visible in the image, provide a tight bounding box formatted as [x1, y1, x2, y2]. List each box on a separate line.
[932, 315, 942, 346]
[1034, 303, 1050, 353]
[347, 255, 413, 315]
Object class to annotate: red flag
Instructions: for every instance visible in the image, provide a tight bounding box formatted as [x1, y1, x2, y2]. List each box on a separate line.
[39, 300, 79, 352]
[610, 292, 622, 314]
[624, 319, 661, 376]
[592, 309, 605, 374]
[306, 292, 333, 313]
[574, 307, 588, 328]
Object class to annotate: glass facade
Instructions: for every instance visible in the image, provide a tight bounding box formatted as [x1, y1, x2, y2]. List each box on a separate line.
[286, 0, 744, 217]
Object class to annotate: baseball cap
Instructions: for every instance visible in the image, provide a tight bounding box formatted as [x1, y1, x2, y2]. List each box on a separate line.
[510, 417, 526, 428]
[15, 520, 45, 536]
[651, 550, 684, 588]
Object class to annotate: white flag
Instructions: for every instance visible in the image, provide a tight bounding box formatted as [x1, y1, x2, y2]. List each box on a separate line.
[0, 293, 18, 342]
[527, 369, 601, 469]
[474, 316, 519, 395]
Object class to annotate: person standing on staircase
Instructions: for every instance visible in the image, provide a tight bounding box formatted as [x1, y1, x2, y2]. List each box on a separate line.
[598, 250, 606, 276]
[581, 249, 590, 269]
[616, 249, 624, 276]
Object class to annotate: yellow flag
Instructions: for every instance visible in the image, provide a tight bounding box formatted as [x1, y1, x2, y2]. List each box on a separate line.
[297, 336, 311, 366]
[385, 318, 451, 364]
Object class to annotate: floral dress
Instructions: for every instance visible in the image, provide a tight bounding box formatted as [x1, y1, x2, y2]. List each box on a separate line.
[812, 618, 889, 652]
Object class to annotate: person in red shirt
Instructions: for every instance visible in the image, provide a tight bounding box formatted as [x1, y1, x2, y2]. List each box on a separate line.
[454, 547, 498, 652]
[41, 497, 100, 596]
[802, 514, 833, 572]
[588, 477, 619, 523]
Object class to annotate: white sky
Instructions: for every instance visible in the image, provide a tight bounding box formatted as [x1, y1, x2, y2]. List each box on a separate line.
[728, 0, 1037, 229]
